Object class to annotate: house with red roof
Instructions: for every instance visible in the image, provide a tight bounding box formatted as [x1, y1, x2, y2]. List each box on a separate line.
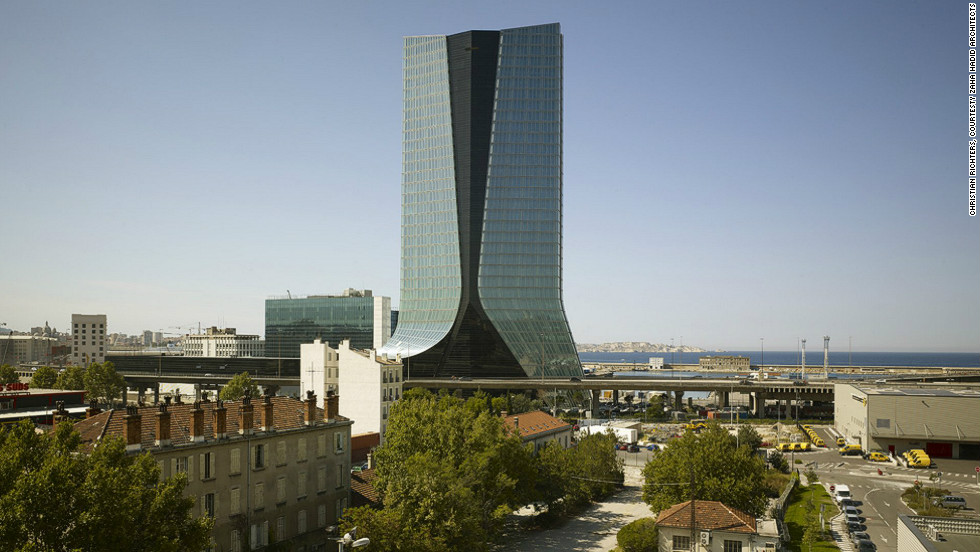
[654, 500, 781, 552]
[501, 410, 573, 454]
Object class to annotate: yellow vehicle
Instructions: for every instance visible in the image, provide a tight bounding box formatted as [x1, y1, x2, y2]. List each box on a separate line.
[866, 452, 888, 462]
[813, 437, 825, 447]
[792, 442, 812, 452]
[836, 437, 846, 447]
[905, 449, 931, 468]
[801, 424, 811, 430]
[684, 420, 708, 431]
[839, 444, 863, 456]
[778, 443, 793, 452]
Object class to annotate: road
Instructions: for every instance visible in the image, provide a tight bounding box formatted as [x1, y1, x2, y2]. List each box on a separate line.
[805, 426, 980, 552]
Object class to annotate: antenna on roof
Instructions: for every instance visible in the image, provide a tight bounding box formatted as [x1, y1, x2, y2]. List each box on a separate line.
[287, 290, 292, 299]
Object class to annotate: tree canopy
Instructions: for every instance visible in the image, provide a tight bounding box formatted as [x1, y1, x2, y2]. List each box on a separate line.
[737, 424, 763, 453]
[617, 517, 659, 552]
[83, 361, 126, 407]
[219, 372, 260, 401]
[642, 423, 769, 516]
[0, 419, 212, 551]
[0, 364, 18, 384]
[340, 389, 622, 551]
[30, 365, 58, 388]
[55, 365, 87, 390]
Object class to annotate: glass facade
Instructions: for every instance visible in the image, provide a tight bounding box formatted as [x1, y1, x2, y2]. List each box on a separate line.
[265, 296, 388, 357]
[379, 23, 581, 378]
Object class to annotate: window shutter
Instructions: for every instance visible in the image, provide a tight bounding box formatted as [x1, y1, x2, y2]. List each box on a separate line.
[186, 455, 193, 480]
[200, 454, 206, 480]
[170, 457, 177, 477]
[210, 451, 216, 478]
[201, 494, 206, 516]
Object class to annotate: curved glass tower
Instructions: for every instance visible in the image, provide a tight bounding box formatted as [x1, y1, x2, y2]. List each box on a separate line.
[379, 23, 581, 379]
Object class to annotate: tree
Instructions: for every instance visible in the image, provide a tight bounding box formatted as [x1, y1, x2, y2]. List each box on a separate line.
[219, 371, 260, 401]
[642, 423, 768, 517]
[0, 419, 212, 551]
[55, 365, 87, 390]
[617, 517, 659, 552]
[536, 432, 623, 514]
[769, 450, 789, 473]
[30, 365, 58, 388]
[737, 424, 763, 453]
[84, 361, 126, 407]
[369, 393, 537, 551]
[0, 364, 18, 384]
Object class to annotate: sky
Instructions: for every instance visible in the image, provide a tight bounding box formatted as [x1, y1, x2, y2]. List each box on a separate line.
[1, 2, 976, 353]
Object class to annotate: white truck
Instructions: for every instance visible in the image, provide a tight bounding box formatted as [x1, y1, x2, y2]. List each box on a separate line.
[582, 424, 638, 444]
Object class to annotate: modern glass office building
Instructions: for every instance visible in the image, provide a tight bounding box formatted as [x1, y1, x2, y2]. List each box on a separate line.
[378, 23, 581, 379]
[265, 290, 391, 358]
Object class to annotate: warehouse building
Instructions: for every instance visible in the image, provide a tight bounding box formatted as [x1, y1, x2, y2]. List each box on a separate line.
[834, 384, 980, 460]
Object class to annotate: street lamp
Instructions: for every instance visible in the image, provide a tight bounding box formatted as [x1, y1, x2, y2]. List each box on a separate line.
[337, 527, 370, 552]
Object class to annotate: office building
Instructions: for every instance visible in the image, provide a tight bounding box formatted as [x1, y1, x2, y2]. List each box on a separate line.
[182, 327, 265, 358]
[698, 356, 751, 371]
[265, 289, 391, 358]
[71, 314, 106, 366]
[73, 393, 352, 551]
[337, 340, 402, 441]
[377, 23, 581, 379]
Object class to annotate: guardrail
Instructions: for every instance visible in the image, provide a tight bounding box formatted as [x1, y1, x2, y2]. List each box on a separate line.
[771, 471, 799, 542]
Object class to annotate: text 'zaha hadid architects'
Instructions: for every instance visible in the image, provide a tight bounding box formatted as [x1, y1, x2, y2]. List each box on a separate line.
[378, 23, 581, 379]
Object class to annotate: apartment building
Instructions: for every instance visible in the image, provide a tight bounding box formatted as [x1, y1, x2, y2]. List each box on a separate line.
[71, 314, 106, 366]
[74, 392, 352, 551]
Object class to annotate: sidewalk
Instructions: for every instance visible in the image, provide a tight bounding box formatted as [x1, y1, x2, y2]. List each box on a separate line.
[494, 466, 653, 552]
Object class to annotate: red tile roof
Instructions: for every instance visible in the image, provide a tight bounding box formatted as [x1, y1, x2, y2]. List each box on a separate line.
[350, 468, 380, 508]
[73, 396, 348, 450]
[501, 410, 571, 440]
[655, 500, 757, 533]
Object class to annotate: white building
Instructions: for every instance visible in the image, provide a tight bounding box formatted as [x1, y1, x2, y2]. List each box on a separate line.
[300, 339, 339, 397]
[72, 314, 107, 366]
[337, 340, 402, 442]
[0, 335, 57, 365]
[181, 327, 264, 358]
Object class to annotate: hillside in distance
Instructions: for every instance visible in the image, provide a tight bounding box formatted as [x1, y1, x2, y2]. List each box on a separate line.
[576, 342, 707, 353]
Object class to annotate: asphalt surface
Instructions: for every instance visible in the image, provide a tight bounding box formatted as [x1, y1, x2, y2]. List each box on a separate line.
[805, 426, 980, 552]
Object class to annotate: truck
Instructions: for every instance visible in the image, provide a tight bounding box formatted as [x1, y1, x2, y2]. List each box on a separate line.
[582, 424, 638, 444]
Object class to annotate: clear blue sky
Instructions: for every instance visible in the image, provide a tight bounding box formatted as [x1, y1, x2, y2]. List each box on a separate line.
[1, 2, 976, 353]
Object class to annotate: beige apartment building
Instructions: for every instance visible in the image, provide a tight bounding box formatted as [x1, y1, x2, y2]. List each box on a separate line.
[74, 392, 352, 551]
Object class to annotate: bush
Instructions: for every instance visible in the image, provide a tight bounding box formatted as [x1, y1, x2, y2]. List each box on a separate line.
[617, 517, 658, 552]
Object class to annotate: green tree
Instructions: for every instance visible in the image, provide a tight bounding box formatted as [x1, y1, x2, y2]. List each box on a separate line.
[642, 423, 768, 516]
[0, 419, 212, 551]
[0, 364, 18, 384]
[84, 361, 126, 407]
[769, 450, 789, 473]
[536, 432, 623, 514]
[737, 424, 763, 453]
[219, 371, 260, 401]
[55, 365, 87, 390]
[370, 393, 537, 551]
[617, 517, 659, 552]
[30, 365, 58, 388]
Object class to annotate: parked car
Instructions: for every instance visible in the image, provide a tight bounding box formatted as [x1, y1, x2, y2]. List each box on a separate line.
[866, 452, 889, 462]
[836, 437, 847, 447]
[850, 531, 870, 543]
[843, 506, 861, 517]
[847, 521, 865, 532]
[854, 538, 876, 551]
[839, 444, 863, 456]
[627, 444, 640, 453]
[934, 495, 967, 509]
[845, 513, 863, 525]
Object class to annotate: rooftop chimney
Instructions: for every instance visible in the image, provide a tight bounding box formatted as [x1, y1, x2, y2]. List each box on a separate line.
[190, 401, 205, 443]
[325, 391, 339, 423]
[51, 401, 70, 424]
[155, 403, 171, 447]
[85, 399, 101, 419]
[304, 390, 317, 426]
[239, 396, 254, 436]
[366, 451, 376, 470]
[213, 400, 227, 439]
[261, 393, 274, 432]
[123, 405, 142, 452]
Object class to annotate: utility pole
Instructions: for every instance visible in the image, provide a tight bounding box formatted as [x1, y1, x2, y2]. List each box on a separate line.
[689, 465, 697, 552]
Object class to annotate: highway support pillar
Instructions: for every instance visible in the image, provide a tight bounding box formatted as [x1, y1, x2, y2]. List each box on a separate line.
[152, 384, 160, 405]
[719, 391, 730, 408]
[194, 383, 202, 402]
[590, 389, 600, 418]
[752, 392, 766, 418]
[612, 389, 619, 405]
[674, 390, 684, 411]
